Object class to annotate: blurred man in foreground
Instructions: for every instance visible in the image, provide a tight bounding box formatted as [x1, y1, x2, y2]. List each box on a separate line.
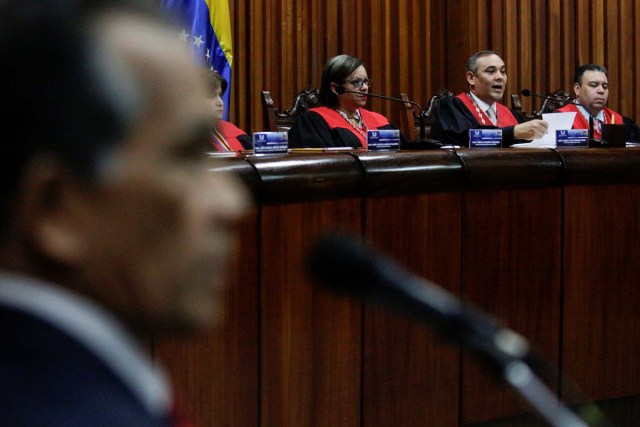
[0, 0, 248, 425]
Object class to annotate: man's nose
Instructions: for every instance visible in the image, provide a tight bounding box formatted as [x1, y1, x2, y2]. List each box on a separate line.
[202, 169, 250, 226]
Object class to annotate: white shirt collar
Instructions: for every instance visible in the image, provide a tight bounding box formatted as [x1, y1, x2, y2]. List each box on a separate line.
[575, 101, 605, 122]
[469, 91, 496, 114]
[0, 271, 172, 417]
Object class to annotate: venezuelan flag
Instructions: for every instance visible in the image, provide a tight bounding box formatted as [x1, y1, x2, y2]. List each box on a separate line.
[162, 0, 233, 119]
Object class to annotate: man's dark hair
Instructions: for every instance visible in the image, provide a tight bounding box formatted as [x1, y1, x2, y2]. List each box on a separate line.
[0, 0, 159, 233]
[574, 64, 608, 85]
[319, 54, 364, 108]
[466, 50, 499, 73]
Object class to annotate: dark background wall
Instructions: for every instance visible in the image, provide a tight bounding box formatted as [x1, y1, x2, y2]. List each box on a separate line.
[226, 0, 640, 133]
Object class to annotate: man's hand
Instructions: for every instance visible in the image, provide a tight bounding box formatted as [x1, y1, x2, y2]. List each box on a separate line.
[513, 120, 548, 140]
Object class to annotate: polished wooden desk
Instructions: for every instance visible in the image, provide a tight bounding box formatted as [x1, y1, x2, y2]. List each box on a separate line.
[156, 147, 640, 426]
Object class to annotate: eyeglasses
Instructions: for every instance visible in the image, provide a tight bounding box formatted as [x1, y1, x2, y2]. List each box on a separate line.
[344, 78, 372, 89]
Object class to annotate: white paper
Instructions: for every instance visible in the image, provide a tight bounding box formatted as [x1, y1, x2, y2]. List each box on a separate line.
[511, 112, 577, 148]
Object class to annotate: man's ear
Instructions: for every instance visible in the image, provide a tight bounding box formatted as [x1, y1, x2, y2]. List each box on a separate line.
[573, 82, 581, 97]
[466, 71, 476, 87]
[16, 156, 90, 265]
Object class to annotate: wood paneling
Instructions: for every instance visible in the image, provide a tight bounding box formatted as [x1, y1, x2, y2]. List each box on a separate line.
[363, 194, 462, 426]
[461, 189, 562, 424]
[227, 0, 640, 134]
[563, 184, 640, 402]
[260, 200, 363, 426]
[152, 148, 640, 426]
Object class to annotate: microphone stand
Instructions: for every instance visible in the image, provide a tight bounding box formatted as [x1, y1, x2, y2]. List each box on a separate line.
[569, 102, 602, 147]
[336, 87, 443, 149]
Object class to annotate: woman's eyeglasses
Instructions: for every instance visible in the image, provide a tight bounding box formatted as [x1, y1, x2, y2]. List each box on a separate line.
[344, 78, 371, 89]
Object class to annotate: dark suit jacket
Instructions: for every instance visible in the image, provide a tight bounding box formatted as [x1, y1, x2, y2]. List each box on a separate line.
[429, 94, 526, 147]
[0, 305, 171, 426]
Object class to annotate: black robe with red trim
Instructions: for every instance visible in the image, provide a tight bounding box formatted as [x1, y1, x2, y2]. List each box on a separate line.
[430, 92, 526, 147]
[288, 106, 407, 149]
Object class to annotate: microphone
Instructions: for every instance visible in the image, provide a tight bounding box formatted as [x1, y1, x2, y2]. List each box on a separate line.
[520, 89, 579, 114]
[521, 89, 598, 144]
[307, 232, 528, 360]
[306, 232, 598, 427]
[520, 88, 573, 104]
[335, 87, 442, 149]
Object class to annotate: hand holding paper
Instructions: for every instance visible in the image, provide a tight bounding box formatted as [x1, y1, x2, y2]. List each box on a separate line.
[514, 119, 549, 140]
[512, 112, 577, 148]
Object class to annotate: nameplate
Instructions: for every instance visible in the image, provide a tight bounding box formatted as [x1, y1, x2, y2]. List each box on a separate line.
[469, 129, 502, 148]
[253, 132, 289, 154]
[556, 129, 588, 147]
[367, 129, 400, 151]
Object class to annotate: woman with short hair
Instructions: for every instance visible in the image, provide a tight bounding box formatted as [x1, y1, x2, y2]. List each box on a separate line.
[206, 69, 252, 151]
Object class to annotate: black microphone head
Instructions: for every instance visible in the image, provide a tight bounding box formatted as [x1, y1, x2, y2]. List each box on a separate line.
[521, 89, 532, 97]
[335, 86, 346, 95]
[306, 232, 379, 296]
[307, 234, 528, 358]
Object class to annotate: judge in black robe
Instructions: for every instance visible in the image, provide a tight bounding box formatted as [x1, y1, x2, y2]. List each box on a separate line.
[555, 64, 640, 143]
[430, 50, 548, 147]
[288, 54, 407, 149]
[430, 94, 528, 147]
[289, 105, 407, 148]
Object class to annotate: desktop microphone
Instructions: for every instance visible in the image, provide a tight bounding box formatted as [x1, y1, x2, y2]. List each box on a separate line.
[335, 87, 442, 149]
[521, 89, 598, 144]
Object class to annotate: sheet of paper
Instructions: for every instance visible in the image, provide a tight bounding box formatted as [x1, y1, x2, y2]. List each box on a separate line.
[511, 112, 577, 148]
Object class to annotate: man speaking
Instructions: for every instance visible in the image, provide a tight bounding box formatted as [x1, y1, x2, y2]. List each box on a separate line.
[430, 50, 548, 146]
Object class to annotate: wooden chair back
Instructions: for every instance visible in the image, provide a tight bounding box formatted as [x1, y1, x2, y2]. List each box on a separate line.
[261, 88, 321, 132]
[399, 89, 453, 141]
[534, 89, 571, 117]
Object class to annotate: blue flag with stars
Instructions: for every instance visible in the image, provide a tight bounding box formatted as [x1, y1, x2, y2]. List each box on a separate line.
[162, 0, 233, 119]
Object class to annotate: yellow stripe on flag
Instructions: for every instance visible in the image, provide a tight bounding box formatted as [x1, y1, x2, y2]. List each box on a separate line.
[205, 0, 233, 67]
